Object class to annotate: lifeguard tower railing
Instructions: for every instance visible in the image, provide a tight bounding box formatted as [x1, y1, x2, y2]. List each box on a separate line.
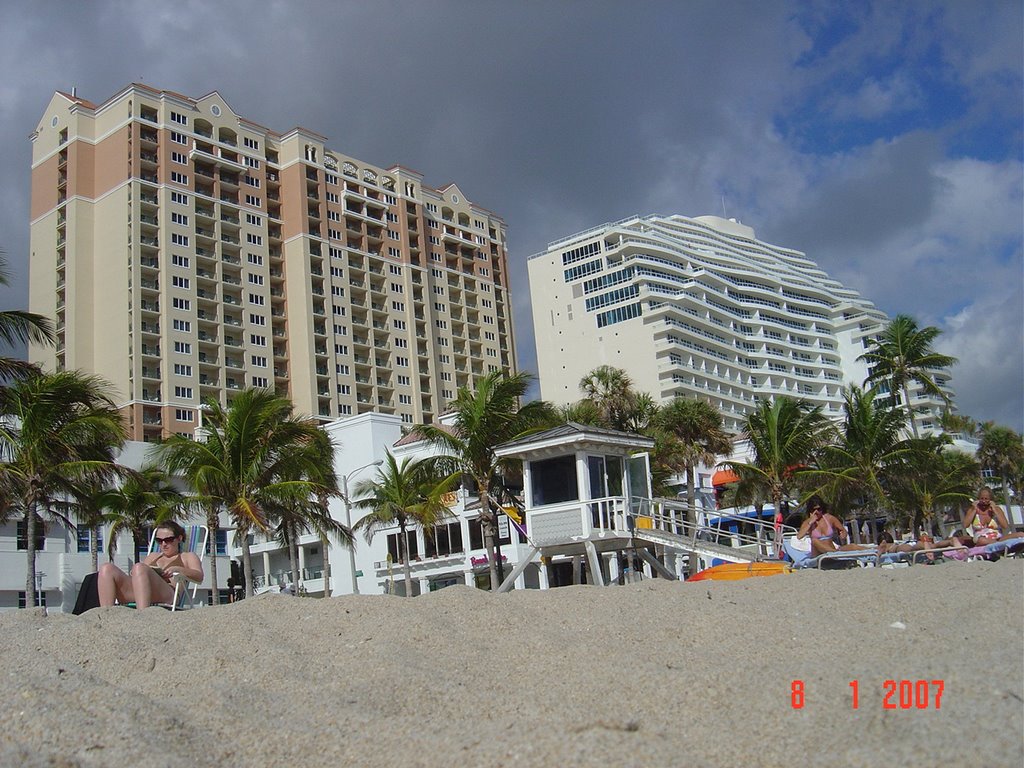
[525, 495, 797, 565]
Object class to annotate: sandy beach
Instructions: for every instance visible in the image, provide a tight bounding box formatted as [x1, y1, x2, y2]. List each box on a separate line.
[1, 560, 1021, 767]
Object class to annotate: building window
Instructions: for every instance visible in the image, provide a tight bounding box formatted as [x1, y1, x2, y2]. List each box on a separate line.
[171, 233, 189, 247]
[170, 131, 187, 145]
[171, 254, 190, 268]
[174, 341, 192, 354]
[175, 409, 194, 422]
[170, 111, 188, 125]
[172, 276, 190, 289]
[170, 172, 188, 186]
[174, 386, 193, 399]
[18, 591, 47, 609]
[17, 517, 46, 551]
[76, 525, 103, 554]
[172, 297, 191, 310]
[173, 319, 191, 332]
[170, 191, 189, 205]
[173, 364, 193, 376]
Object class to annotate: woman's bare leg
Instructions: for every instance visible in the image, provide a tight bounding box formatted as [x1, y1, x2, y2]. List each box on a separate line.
[130, 563, 175, 609]
[97, 562, 132, 607]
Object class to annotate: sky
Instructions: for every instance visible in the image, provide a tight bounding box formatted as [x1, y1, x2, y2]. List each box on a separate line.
[0, 0, 1021, 430]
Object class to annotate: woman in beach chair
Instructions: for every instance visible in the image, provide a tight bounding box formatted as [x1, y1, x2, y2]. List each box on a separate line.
[796, 496, 874, 557]
[97, 521, 204, 609]
[961, 487, 1024, 547]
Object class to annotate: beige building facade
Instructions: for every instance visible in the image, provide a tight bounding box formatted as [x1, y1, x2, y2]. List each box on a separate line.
[30, 84, 515, 439]
[529, 214, 952, 434]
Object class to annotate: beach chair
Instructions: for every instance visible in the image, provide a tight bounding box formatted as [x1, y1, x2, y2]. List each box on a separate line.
[782, 536, 878, 570]
[145, 525, 208, 611]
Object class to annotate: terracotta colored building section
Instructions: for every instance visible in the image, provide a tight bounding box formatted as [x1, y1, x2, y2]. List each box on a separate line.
[30, 84, 516, 441]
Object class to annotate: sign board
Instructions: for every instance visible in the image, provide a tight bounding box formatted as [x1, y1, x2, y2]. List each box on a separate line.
[355, 570, 363, 577]
[497, 513, 510, 540]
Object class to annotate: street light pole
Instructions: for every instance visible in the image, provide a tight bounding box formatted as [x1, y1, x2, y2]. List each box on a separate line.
[340, 459, 382, 595]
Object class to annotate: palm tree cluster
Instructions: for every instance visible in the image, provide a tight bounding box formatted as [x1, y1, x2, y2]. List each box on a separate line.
[158, 388, 345, 601]
[727, 314, 996, 537]
[564, 365, 732, 505]
[0, 367, 342, 605]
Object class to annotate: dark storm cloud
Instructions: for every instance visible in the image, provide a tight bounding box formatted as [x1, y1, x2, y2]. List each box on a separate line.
[0, 0, 1020, 428]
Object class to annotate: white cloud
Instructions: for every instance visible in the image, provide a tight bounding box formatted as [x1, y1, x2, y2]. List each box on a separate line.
[829, 74, 923, 120]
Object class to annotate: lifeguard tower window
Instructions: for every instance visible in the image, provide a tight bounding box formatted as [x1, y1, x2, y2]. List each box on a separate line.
[531, 455, 579, 506]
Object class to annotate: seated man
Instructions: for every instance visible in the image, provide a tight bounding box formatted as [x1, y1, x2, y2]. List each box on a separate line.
[97, 521, 204, 609]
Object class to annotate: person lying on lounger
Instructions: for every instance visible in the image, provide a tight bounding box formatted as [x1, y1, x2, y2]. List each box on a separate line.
[796, 496, 875, 557]
[875, 531, 966, 557]
[961, 487, 1024, 547]
[97, 521, 204, 609]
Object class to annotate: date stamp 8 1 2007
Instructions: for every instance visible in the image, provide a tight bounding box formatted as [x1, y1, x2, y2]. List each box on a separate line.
[790, 679, 945, 710]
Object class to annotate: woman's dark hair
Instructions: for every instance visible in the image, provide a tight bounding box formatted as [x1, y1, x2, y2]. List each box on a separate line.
[804, 495, 827, 516]
[876, 531, 895, 545]
[156, 520, 186, 541]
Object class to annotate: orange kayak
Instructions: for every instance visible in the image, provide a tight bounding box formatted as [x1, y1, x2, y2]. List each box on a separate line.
[688, 561, 792, 582]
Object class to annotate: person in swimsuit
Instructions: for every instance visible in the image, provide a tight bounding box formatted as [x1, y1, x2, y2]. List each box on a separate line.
[961, 487, 1024, 546]
[796, 496, 874, 557]
[97, 520, 204, 609]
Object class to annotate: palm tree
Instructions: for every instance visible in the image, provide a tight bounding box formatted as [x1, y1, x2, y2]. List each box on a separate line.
[811, 386, 913, 519]
[0, 250, 54, 383]
[977, 423, 1024, 512]
[654, 396, 732, 576]
[102, 464, 189, 565]
[858, 314, 957, 438]
[579, 365, 637, 430]
[352, 453, 458, 596]
[158, 389, 340, 602]
[0, 371, 126, 606]
[727, 397, 833, 553]
[657, 397, 732, 521]
[889, 443, 978, 535]
[415, 371, 555, 590]
[269, 492, 349, 595]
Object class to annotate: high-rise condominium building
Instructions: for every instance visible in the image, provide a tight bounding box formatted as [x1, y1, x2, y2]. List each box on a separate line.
[529, 214, 953, 434]
[29, 85, 515, 439]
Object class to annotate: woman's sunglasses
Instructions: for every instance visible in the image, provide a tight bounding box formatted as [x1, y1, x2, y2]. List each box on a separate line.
[155, 535, 179, 545]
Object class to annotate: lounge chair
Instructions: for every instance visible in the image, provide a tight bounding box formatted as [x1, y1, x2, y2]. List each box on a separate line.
[144, 525, 209, 611]
[782, 536, 879, 570]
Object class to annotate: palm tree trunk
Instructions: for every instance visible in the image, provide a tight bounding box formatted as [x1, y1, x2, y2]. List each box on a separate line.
[321, 533, 331, 598]
[685, 464, 699, 578]
[288, 524, 300, 595]
[90, 529, 99, 573]
[772, 489, 784, 557]
[206, 506, 220, 605]
[242, 533, 254, 599]
[399, 521, 413, 597]
[479, 479, 500, 590]
[133, 530, 145, 564]
[25, 506, 38, 608]
[902, 383, 919, 439]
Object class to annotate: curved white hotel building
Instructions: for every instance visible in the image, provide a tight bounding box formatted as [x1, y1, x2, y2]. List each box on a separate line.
[529, 214, 952, 434]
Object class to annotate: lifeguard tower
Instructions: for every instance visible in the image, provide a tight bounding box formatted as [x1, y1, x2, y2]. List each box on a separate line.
[494, 422, 779, 591]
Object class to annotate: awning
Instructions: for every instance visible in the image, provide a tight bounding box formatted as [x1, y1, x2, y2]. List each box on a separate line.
[711, 469, 740, 486]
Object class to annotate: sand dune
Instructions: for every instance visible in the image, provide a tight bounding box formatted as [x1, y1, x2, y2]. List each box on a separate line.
[1, 561, 1021, 767]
